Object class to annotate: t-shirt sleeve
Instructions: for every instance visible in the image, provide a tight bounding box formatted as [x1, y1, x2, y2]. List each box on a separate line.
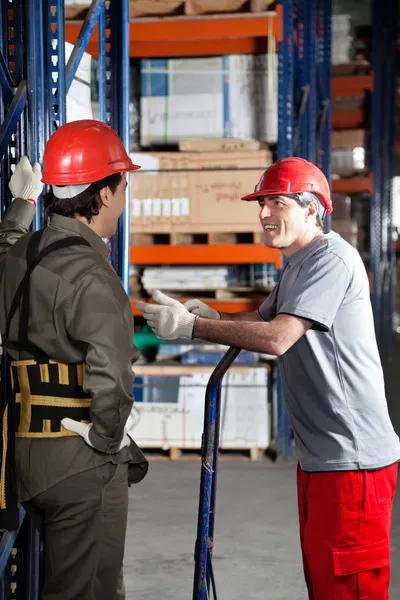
[278, 251, 351, 331]
[258, 284, 279, 322]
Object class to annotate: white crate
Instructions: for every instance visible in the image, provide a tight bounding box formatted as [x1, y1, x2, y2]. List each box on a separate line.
[131, 367, 270, 450]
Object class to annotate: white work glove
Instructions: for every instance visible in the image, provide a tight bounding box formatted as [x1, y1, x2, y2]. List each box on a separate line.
[61, 418, 132, 452]
[136, 290, 197, 340]
[184, 298, 220, 320]
[8, 156, 43, 201]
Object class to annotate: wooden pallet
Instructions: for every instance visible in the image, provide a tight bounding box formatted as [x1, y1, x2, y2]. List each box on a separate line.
[131, 231, 264, 246]
[143, 447, 266, 461]
[130, 0, 274, 18]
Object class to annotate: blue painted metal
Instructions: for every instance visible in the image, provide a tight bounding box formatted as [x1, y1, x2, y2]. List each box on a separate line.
[120, 0, 131, 296]
[26, 0, 46, 230]
[385, 0, 397, 354]
[66, 0, 105, 92]
[277, 0, 294, 159]
[0, 81, 27, 160]
[44, 0, 66, 134]
[369, 0, 398, 356]
[27, 517, 40, 600]
[0, 53, 13, 105]
[193, 347, 241, 599]
[316, 0, 332, 234]
[276, 0, 295, 458]
[296, 0, 318, 163]
[104, 0, 131, 294]
[97, 5, 106, 122]
[370, 0, 382, 341]
[0, 510, 25, 576]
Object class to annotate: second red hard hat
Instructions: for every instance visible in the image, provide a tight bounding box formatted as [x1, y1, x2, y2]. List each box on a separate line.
[242, 157, 332, 215]
[41, 119, 140, 185]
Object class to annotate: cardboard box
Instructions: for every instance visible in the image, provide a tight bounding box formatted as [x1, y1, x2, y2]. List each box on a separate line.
[130, 150, 272, 233]
[140, 54, 278, 146]
[178, 138, 265, 152]
[331, 129, 367, 148]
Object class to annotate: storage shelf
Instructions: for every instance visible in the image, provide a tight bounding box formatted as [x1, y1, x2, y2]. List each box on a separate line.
[65, 10, 283, 58]
[332, 110, 366, 129]
[332, 75, 374, 97]
[132, 298, 262, 316]
[130, 244, 282, 268]
[331, 177, 373, 194]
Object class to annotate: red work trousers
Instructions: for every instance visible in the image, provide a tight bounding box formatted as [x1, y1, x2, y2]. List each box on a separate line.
[297, 462, 398, 599]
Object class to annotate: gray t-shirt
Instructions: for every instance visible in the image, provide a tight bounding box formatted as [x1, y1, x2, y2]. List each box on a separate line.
[259, 231, 400, 472]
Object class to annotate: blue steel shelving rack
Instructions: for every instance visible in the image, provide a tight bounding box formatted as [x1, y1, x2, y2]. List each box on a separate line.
[0, 0, 398, 596]
[0, 1, 131, 595]
[370, 0, 398, 357]
[275, 0, 333, 458]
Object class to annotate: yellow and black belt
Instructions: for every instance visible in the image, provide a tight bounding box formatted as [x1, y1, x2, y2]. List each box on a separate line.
[1, 228, 91, 531]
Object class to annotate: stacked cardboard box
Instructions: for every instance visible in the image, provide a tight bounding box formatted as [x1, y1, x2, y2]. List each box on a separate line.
[140, 54, 278, 147]
[129, 150, 273, 235]
[332, 14, 354, 65]
[331, 129, 368, 177]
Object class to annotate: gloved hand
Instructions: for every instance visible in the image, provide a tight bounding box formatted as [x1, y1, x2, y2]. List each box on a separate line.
[184, 298, 220, 320]
[136, 290, 197, 340]
[61, 418, 132, 452]
[8, 156, 43, 201]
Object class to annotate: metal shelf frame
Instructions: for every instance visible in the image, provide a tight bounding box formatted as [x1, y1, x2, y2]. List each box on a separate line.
[0, 0, 398, 594]
[370, 0, 398, 356]
[0, 0, 131, 595]
[275, 0, 333, 458]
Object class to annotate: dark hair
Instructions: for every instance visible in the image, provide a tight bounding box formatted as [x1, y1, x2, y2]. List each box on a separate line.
[293, 192, 325, 229]
[42, 172, 122, 221]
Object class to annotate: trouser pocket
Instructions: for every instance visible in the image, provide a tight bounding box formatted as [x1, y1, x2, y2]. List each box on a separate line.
[333, 540, 390, 600]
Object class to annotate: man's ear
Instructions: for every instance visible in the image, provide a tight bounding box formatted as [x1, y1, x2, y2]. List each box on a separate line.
[306, 200, 318, 222]
[99, 186, 110, 207]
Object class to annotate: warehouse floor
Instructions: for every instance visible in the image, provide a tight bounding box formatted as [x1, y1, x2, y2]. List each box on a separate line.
[124, 345, 400, 600]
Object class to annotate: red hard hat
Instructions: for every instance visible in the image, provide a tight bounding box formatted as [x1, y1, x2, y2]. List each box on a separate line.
[41, 119, 140, 185]
[242, 157, 332, 215]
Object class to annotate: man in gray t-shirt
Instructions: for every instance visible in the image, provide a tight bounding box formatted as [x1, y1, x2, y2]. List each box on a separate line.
[138, 157, 399, 600]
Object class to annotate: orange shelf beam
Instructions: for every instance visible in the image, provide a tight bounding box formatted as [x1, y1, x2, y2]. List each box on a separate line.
[130, 244, 283, 268]
[332, 75, 374, 97]
[332, 110, 366, 129]
[331, 176, 373, 194]
[65, 10, 282, 57]
[132, 298, 262, 316]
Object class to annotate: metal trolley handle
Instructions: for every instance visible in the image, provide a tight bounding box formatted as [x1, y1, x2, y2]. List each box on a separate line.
[192, 347, 241, 600]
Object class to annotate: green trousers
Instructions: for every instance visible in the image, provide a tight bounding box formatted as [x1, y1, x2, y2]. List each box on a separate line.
[23, 462, 129, 600]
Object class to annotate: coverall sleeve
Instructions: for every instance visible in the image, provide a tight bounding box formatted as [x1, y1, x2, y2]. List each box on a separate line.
[0, 199, 36, 261]
[66, 267, 137, 453]
[278, 250, 351, 331]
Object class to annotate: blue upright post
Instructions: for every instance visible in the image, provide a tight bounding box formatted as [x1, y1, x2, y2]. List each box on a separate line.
[296, 0, 317, 162]
[26, 0, 46, 230]
[104, 0, 131, 295]
[385, 0, 398, 354]
[44, 0, 66, 136]
[97, 4, 106, 123]
[276, 0, 294, 458]
[370, 0, 383, 348]
[316, 0, 332, 233]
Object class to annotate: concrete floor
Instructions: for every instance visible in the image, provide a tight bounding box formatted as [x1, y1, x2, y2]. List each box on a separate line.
[124, 348, 400, 599]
